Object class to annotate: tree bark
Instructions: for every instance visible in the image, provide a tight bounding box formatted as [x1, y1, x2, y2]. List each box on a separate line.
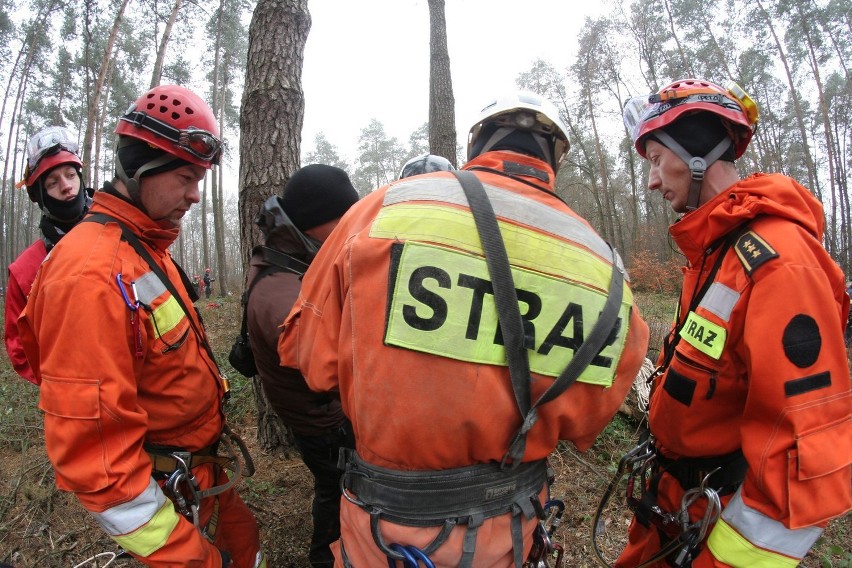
[427, 0, 457, 165]
[240, 0, 310, 451]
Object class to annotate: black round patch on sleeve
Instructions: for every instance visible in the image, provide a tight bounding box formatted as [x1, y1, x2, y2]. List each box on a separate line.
[782, 314, 822, 368]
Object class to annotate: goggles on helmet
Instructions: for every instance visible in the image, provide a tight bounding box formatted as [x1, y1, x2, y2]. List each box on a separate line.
[26, 126, 80, 170]
[119, 110, 223, 164]
[622, 81, 758, 144]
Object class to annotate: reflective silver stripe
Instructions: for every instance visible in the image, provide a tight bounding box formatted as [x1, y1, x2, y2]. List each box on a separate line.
[91, 478, 167, 535]
[384, 177, 622, 270]
[721, 487, 822, 559]
[133, 271, 167, 305]
[698, 282, 740, 322]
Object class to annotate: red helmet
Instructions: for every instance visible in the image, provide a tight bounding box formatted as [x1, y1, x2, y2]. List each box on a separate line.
[19, 126, 83, 193]
[205, 268, 211, 273]
[115, 85, 222, 169]
[623, 78, 758, 159]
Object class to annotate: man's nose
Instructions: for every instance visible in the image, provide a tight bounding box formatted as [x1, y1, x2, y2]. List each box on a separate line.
[187, 181, 201, 204]
[647, 167, 661, 191]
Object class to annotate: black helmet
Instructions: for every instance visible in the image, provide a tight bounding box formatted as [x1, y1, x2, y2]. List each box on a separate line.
[398, 153, 456, 179]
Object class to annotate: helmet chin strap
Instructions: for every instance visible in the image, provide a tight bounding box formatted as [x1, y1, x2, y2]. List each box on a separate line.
[652, 131, 732, 211]
[115, 153, 178, 216]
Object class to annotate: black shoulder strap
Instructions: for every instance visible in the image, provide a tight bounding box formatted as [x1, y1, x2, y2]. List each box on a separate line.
[83, 213, 220, 368]
[451, 170, 624, 468]
[238, 247, 309, 337]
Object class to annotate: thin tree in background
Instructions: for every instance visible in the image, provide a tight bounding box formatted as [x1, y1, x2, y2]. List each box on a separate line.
[427, 0, 456, 166]
[149, 0, 182, 88]
[240, 0, 310, 451]
[81, 0, 130, 184]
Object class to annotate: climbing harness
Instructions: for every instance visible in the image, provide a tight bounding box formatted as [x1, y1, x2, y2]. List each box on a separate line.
[591, 437, 727, 567]
[150, 424, 254, 540]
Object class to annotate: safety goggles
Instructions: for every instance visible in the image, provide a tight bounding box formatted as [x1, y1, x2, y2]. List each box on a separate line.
[26, 126, 80, 169]
[622, 82, 758, 143]
[120, 110, 223, 164]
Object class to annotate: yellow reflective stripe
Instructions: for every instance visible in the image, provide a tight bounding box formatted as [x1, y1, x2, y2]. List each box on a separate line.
[707, 518, 799, 568]
[371, 203, 618, 292]
[679, 311, 726, 359]
[112, 499, 180, 557]
[385, 242, 630, 386]
[151, 295, 184, 338]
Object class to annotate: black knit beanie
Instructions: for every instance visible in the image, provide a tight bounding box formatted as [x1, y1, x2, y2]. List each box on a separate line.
[116, 138, 191, 179]
[647, 111, 735, 162]
[281, 164, 359, 232]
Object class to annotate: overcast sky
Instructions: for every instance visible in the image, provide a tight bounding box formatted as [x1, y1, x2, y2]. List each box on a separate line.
[299, 0, 609, 163]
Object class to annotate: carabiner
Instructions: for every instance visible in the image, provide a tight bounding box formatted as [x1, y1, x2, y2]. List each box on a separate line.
[115, 273, 138, 311]
[387, 544, 417, 568]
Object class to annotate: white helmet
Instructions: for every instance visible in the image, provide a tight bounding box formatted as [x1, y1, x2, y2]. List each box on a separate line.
[467, 91, 570, 169]
[398, 153, 456, 179]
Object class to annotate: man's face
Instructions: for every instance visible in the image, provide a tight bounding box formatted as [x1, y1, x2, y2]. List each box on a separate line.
[43, 165, 81, 201]
[139, 164, 206, 228]
[645, 139, 694, 214]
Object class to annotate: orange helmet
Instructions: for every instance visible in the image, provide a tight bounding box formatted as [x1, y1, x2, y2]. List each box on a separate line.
[623, 78, 757, 159]
[115, 85, 222, 169]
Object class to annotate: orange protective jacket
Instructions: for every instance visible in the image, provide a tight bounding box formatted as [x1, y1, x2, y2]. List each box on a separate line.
[619, 173, 852, 567]
[19, 191, 248, 567]
[280, 151, 650, 567]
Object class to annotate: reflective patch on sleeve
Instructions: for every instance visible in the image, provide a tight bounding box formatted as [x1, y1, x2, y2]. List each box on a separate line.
[708, 488, 822, 565]
[112, 499, 180, 557]
[735, 231, 778, 275]
[384, 242, 631, 386]
[92, 478, 168, 535]
[678, 311, 726, 359]
[698, 282, 739, 322]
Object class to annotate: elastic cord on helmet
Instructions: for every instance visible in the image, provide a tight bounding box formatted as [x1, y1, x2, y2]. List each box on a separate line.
[652, 130, 732, 210]
[475, 127, 554, 169]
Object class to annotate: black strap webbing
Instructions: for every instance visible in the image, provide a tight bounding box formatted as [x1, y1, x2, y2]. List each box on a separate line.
[451, 170, 624, 468]
[83, 213, 219, 368]
[238, 246, 308, 338]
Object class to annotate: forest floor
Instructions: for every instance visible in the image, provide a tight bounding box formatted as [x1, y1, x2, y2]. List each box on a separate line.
[0, 295, 849, 567]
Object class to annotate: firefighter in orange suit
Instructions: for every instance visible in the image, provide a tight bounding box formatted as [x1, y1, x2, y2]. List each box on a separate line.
[279, 91, 650, 567]
[19, 85, 264, 568]
[615, 79, 851, 567]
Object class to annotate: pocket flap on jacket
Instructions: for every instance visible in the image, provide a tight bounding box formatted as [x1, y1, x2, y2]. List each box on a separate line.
[39, 377, 101, 419]
[797, 418, 852, 480]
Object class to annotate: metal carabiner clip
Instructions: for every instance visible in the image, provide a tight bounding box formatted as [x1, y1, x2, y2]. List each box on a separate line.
[115, 273, 138, 311]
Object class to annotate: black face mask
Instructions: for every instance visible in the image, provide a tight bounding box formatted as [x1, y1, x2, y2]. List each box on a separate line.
[40, 171, 91, 228]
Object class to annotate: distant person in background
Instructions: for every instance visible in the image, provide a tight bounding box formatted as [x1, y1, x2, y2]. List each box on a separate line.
[397, 153, 456, 179]
[203, 267, 215, 298]
[617, 78, 851, 567]
[5, 126, 92, 385]
[249, 164, 359, 568]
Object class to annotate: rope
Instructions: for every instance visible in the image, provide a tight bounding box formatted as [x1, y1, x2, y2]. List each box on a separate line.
[72, 551, 117, 568]
[632, 358, 655, 413]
